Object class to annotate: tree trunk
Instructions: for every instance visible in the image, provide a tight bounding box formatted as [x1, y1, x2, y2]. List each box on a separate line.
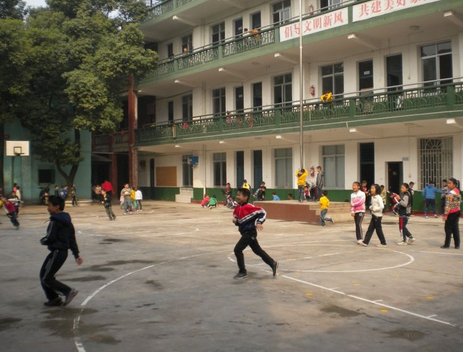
[0, 122, 4, 189]
[55, 129, 81, 189]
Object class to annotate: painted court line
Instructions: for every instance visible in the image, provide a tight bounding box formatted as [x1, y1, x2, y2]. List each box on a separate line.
[418, 251, 463, 256]
[281, 274, 456, 328]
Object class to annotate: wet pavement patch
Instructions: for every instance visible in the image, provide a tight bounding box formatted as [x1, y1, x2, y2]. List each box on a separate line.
[385, 329, 425, 341]
[320, 305, 362, 318]
[88, 333, 121, 344]
[66, 275, 106, 282]
[102, 238, 126, 243]
[0, 317, 22, 332]
[145, 280, 163, 289]
[82, 265, 115, 272]
[106, 260, 156, 266]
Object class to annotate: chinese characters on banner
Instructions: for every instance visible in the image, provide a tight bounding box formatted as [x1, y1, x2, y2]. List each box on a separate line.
[280, 8, 348, 42]
[353, 0, 440, 22]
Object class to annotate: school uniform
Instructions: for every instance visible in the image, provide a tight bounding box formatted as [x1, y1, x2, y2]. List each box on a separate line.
[363, 195, 386, 245]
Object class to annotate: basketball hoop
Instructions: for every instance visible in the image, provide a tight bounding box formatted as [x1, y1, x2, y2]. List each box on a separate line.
[6, 141, 30, 157]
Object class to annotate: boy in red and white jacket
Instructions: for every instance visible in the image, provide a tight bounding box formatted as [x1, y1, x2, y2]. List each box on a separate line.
[1, 195, 19, 229]
[232, 188, 278, 279]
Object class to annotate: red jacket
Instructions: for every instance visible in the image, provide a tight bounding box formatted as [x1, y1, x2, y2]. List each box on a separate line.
[101, 181, 114, 193]
[3, 201, 15, 214]
[233, 202, 266, 233]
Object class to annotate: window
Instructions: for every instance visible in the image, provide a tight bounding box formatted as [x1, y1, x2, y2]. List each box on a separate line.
[358, 60, 373, 91]
[274, 74, 292, 107]
[253, 82, 263, 109]
[234, 18, 243, 37]
[322, 145, 345, 189]
[419, 137, 453, 189]
[167, 43, 174, 59]
[386, 54, 403, 90]
[182, 94, 193, 121]
[322, 63, 344, 96]
[211, 22, 225, 45]
[236, 151, 244, 187]
[421, 42, 452, 86]
[38, 169, 55, 184]
[273, 0, 291, 25]
[235, 86, 244, 112]
[274, 148, 293, 188]
[212, 88, 226, 116]
[251, 12, 261, 29]
[181, 34, 192, 54]
[213, 152, 227, 187]
[320, 0, 342, 11]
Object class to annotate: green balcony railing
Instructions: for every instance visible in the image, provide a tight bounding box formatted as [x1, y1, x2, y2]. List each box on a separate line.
[146, 0, 174, 20]
[135, 82, 463, 146]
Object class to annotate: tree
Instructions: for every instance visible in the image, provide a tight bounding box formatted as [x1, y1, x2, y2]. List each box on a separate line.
[0, 0, 31, 188]
[16, 0, 157, 189]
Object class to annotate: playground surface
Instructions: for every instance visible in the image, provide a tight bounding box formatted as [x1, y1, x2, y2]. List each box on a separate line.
[1, 201, 462, 352]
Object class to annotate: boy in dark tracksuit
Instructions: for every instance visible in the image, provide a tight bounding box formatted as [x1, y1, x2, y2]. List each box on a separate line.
[40, 196, 83, 307]
[101, 190, 116, 221]
[232, 188, 278, 279]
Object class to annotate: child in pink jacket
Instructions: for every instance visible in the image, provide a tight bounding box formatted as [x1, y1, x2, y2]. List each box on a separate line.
[351, 182, 366, 245]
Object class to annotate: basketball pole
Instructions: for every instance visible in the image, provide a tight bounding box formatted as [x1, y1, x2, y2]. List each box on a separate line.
[298, 0, 304, 170]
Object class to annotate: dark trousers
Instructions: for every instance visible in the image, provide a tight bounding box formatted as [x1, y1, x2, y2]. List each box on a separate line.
[444, 211, 461, 248]
[105, 206, 116, 220]
[40, 250, 72, 300]
[440, 199, 446, 215]
[354, 212, 364, 240]
[316, 187, 323, 200]
[425, 199, 436, 216]
[298, 186, 304, 202]
[136, 200, 142, 210]
[364, 215, 386, 245]
[399, 216, 413, 242]
[7, 212, 19, 227]
[72, 196, 78, 206]
[234, 231, 275, 273]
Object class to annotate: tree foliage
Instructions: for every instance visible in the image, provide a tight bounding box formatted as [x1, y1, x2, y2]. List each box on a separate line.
[1, 0, 158, 188]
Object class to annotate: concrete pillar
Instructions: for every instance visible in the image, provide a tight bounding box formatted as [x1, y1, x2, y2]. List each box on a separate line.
[128, 75, 138, 186]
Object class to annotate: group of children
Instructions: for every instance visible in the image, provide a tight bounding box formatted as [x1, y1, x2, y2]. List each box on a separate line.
[351, 179, 461, 249]
[119, 184, 143, 215]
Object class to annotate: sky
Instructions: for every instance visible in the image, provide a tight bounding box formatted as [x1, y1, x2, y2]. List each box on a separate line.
[25, 0, 47, 8]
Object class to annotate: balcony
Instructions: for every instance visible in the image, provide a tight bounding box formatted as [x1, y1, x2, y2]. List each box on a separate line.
[135, 82, 463, 146]
[140, 0, 462, 88]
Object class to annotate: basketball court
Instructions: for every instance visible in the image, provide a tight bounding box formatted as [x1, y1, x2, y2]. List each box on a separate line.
[1, 202, 462, 351]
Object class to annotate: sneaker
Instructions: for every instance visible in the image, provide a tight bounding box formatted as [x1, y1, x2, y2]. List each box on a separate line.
[330, 219, 335, 225]
[272, 262, 279, 277]
[357, 241, 367, 247]
[440, 245, 450, 249]
[407, 238, 415, 245]
[434, 215, 438, 218]
[44, 297, 63, 307]
[113, 216, 116, 220]
[456, 246, 460, 249]
[321, 223, 325, 227]
[233, 272, 248, 280]
[397, 241, 408, 246]
[63, 289, 78, 306]
[425, 216, 428, 219]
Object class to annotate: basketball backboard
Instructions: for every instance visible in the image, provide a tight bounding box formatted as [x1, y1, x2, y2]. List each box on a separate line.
[6, 141, 30, 156]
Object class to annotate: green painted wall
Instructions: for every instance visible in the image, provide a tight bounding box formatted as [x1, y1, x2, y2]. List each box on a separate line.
[140, 186, 180, 201]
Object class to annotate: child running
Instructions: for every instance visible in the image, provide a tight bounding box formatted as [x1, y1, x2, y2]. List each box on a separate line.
[1, 195, 19, 229]
[101, 190, 116, 221]
[319, 190, 334, 226]
[351, 182, 366, 245]
[39, 196, 83, 307]
[396, 183, 415, 246]
[232, 188, 278, 279]
[360, 184, 386, 247]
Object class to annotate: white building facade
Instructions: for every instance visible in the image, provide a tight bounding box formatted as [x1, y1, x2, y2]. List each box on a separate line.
[98, 0, 463, 208]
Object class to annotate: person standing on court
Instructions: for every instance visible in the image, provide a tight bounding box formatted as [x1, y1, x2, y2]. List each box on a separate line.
[316, 166, 325, 200]
[39, 196, 82, 306]
[232, 188, 278, 279]
[396, 183, 415, 246]
[350, 181, 366, 245]
[120, 183, 132, 215]
[441, 178, 461, 249]
[423, 180, 440, 218]
[360, 184, 386, 247]
[295, 168, 308, 202]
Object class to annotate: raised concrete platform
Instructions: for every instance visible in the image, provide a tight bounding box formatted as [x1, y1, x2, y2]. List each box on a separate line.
[254, 200, 352, 224]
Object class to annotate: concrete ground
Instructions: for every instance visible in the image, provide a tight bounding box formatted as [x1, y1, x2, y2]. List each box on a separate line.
[1, 201, 462, 352]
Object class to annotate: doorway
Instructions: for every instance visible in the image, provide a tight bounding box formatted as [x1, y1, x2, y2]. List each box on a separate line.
[253, 150, 263, 190]
[182, 155, 193, 187]
[388, 162, 403, 194]
[236, 151, 244, 188]
[359, 143, 375, 187]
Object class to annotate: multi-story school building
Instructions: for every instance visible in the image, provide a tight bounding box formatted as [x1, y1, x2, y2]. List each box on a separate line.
[93, 0, 463, 210]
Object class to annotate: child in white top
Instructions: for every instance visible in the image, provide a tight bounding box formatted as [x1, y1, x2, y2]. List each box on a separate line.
[135, 188, 143, 211]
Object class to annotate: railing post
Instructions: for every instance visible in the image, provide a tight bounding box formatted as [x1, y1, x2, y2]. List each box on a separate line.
[274, 107, 281, 126]
[218, 44, 223, 60]
[173, 0, 177, 10]
[446, 84, 455, 110]
[349, 98, 356, 118]
[219, 116, 224, 132]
